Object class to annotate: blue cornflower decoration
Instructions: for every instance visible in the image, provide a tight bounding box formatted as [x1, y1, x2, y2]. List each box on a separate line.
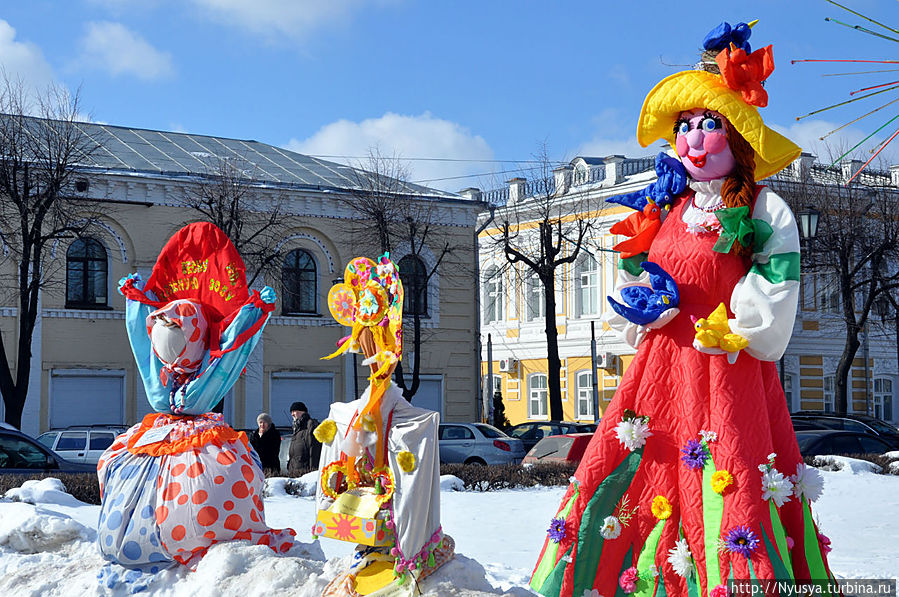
[547, 517, 566, 543]
[722, 525, 761, 558]
[703, 21, 752, 54]
[680, 438, 709, 470]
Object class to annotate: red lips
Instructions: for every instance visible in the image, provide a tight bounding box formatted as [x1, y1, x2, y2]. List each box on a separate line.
[687, 153, 708, 168]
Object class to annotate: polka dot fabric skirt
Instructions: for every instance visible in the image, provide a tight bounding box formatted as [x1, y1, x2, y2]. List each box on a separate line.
[97, 414, 295, 570]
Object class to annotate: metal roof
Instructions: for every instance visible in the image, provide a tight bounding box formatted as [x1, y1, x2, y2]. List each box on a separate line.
[10, 116, 459, 199]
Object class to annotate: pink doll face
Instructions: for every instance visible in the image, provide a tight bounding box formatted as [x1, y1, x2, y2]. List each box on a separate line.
[674, 108, 736, 181]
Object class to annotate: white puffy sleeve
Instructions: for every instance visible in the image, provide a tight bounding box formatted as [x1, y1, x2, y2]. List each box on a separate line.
[728, 187, 801, 361]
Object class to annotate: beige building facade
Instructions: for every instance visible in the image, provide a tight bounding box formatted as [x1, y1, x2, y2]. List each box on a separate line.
[0, 123, 482, 436]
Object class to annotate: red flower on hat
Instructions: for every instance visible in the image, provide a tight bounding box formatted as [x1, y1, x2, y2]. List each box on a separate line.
[715, 44, 774, 108]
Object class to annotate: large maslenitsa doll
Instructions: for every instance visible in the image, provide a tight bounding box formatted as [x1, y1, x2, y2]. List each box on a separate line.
[96, 223, 295, 589]
[531, 22, 838, 597]
[312, 254, 454, 597]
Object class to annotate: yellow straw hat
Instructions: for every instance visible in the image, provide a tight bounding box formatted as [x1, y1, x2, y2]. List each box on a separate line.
[636, 69, 800, 181]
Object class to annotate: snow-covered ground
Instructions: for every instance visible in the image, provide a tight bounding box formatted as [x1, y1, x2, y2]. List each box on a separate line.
[1, 459, 897, 596]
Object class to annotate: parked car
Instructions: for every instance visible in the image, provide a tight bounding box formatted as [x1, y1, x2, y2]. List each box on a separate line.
[522, 433, 593, 466]
[438, 422, 526, 465]
[790, 412, 899, 449]
[1, 428, 96, 473]
[37, 425, 128, 465]
[506, 421, 598, 452]
[795, 429, 893, 458]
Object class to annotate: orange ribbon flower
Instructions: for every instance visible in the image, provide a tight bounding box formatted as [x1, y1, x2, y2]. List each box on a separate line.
[715, 44, 774, 107]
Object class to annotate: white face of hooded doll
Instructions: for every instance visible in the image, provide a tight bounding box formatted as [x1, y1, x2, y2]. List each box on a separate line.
[674, 108, 737, 181]
[150, 316, 188, 365]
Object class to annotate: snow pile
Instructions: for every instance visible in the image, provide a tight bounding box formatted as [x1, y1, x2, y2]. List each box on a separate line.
[3, 478, 84, 507]
[0, 501, 93, 553]
[440, 475, 465, 491]
[812, 455, 882, 474]
[883, 450, 899, 460]
[264, 471, 319, 498]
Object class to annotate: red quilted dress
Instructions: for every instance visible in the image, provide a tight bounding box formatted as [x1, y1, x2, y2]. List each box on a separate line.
[531, 195, 837, 597]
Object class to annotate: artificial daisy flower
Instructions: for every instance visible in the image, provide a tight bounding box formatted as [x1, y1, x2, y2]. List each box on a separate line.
[600, 516, 622, 539]
[667, 538, 695, 577]
[651, 495, 673, 520]
[614, 417, 652, 451]
[547, 517, 566, 543]
[710, 470, 734, 494]
[722, 524, 760, 558]
[699, 429, 718, 443]
[791, 462, 824, 503]
[761, 467, 793, 507]
[681, 438, 709, 470]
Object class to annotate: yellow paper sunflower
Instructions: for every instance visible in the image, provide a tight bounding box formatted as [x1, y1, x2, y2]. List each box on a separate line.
[651, 495, 672, 520]
[711, 470, 734, 494]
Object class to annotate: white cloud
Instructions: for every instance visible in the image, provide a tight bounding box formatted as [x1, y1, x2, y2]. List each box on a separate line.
[188, 0, 392, 42]
[0, 19, 56, 93]
[77, 21, 174, 81]
[287, 112, 495, 192]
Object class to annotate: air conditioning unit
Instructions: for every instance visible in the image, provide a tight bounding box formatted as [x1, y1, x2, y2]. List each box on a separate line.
[597, 352, 617, 369]
[498, 358, 519, 373]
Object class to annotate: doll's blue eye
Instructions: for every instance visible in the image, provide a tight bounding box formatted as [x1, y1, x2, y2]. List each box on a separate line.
[700, 117, 720, 132]
[677, 121, 690, 135]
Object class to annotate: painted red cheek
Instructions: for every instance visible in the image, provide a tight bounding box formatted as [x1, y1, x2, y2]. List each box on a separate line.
[703, 132, 728, 154]
[675, 135, 689, 156]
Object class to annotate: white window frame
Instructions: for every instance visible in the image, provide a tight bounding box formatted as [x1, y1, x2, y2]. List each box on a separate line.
[823, 375, 835, 413]
[483, 266, 504, 323]
[575, 370, 594, 421]
[526, 273, 545, 322]
[818, 274, 841, 314]
[575, 252, 599, 318]
[783, 373, 796, 413]
[873, 377, 894, 422]
[528, 373, 548, 420]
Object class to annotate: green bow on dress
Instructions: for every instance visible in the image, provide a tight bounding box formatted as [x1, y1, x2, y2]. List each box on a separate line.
[712, 206, 773, 255]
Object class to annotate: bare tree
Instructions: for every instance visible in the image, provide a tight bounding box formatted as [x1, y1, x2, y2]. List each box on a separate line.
[485, 145, 592, 421]
[338, 149, 455, 402]
[0, 76, 100, 428]
[769, 162, 899, 415]
[178, 156, 289, 288]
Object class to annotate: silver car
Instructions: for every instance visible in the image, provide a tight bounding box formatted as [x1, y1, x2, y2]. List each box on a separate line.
[37, 426, 127, 465]
[438, 422, 526, 465]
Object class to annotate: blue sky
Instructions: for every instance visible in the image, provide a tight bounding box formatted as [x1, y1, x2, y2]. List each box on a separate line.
[1, 0, 896, 191]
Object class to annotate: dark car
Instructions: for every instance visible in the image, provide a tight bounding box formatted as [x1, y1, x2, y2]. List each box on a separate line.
[794, 430, 893, 458]
[522, 433, 593, 465]
[790, 412, 899, 449]
[506, 421, 597, 452]
[1, 428, 96, 473]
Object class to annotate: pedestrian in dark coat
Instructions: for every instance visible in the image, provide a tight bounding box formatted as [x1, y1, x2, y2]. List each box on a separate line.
[250, 412, 282, 475]
[287, 401, 321, 476]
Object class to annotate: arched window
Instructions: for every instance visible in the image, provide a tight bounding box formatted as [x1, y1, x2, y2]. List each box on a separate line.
[575, 252, 599, 317]
[66, 237, 107, 308]
[483, 265, 504, 323]
[528, 373, 548, 419]
[399, 255, 428, 317]
[282, 249, 317, 314]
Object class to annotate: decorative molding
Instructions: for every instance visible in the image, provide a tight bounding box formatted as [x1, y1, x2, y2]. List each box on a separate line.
[43, 308, 125, 320]
[274, 233, 336, 273]
[49, 219, 129, 263]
